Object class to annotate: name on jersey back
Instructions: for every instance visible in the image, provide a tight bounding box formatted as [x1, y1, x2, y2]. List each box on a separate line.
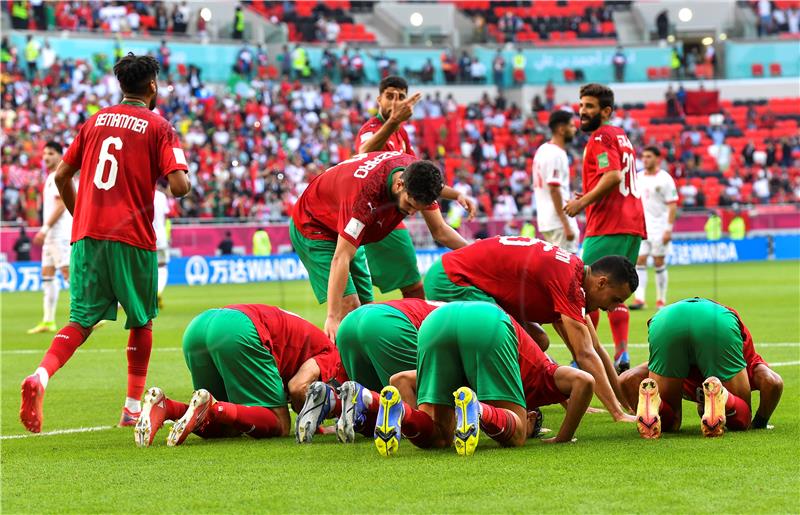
[95, 113, 149, 134]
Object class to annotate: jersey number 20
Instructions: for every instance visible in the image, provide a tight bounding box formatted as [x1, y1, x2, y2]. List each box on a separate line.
[94, 136, 123, 190]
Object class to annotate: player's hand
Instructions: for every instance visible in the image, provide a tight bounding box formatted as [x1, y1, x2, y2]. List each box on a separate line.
[613, 412, 637, 423]
[323, 316, 340, 343]
[662, 230, 672, 245]
[563, 195, 584, 217]
[33, 231, 46, 246]
[564, 226, 576, 241]
[457, 193, 477, 221]
[388, 93, 422, 124]
[542, 436, 577, 444]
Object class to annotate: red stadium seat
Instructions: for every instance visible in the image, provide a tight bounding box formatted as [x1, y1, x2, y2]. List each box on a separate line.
[563, 69, 576, 82]
[770, 63, 782, 76]
[751, 63, 764, 77]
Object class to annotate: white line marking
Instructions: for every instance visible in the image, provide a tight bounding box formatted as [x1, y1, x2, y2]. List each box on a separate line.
[769, 361, 800, 367]
[625, 342, 800, 349]
[0, 425, 114, 440]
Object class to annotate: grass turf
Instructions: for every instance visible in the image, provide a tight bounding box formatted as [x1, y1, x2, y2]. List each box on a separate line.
[2, 260, 799, 513]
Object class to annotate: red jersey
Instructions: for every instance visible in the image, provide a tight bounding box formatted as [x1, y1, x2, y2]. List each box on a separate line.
[442, 236, 586, 324]
[581, 123, 646, 238]
[228, 304, 344, 384]
[382, 298, 442, 329]
[63, 103, 188, 250]
[292, 151, 437, 247]
[355, 115, 416, 157]
[511, 315, 568, 408]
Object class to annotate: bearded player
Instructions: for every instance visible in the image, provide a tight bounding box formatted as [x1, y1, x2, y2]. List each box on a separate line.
[618, 298, 784, 438]
[356, 75, 475, 300]
[134, 304, 346, 447]
[564, 83, 646, 374]
[19, 53, 191, 433]
[630, 146, 677, 310]
[290, 151, 466, 342]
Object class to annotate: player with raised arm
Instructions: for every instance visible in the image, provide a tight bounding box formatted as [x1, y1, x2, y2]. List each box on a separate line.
[618, 298, 784, 438]
[629, 147, 678, 310]
[356, 75, 475, 299]
[19, 53, 191, 433]
[372, 301, 595, 457]
[27, 142, 77, 334]
[424, 236, 637, 422]
[153, 180, 171, 309]
[134, 304, 346, 447]
[290, 151, 466, 342]
[564, 83, 646, 374]
[533, 110, 580, 254]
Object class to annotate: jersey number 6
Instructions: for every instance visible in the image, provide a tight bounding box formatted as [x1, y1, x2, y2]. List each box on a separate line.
[94, 136, 123, 191]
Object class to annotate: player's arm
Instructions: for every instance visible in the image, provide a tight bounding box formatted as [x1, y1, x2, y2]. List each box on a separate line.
[286, 357, 322, 413]
[389, 370, 418, 406]
[543, 367, 594, 443]
[54, 160, 80, 215]
[439, 185, 477, 220]
[34, 199, 67, 246]
[750, 364, 783, 428]
[358, 93, 422, 153]
[663, 201, 677, 244]
[556, 315, 635, 422]
[421, 208, 468, 250]
[564, 169, 622, 217]
[548, 184, 575, 240]
[325, 235, 358, 341]
[585, 315, 632, 412]
[166, 170, 191, 197]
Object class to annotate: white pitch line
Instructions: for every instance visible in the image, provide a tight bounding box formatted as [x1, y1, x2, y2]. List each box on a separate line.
[1, 347, 183, 355]
[0, 425, 114, 440]
[768, 361, 800, 367]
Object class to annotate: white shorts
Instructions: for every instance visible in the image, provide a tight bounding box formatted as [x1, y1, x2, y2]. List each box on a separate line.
[639, 238, 672, 258]
[541, 228, 580, 254]
[42, 239, 71, 269]
[156, 247, 170, 266]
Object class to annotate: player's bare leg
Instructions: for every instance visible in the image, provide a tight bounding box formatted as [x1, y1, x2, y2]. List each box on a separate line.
[477, 398, 528, 449]
[653, 256, 667, 310]
[631, 254, 648, 310]
[619, 362, 650, 410]
[750, 364, 783, 428]
[399, 281, 425, 300]
[524, 322, 550, 352]
[543, 367, 594, 443]
[20, 322, 92, 433]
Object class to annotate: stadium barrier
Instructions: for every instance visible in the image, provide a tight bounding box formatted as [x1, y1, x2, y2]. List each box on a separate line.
[3, 237, 798, 293]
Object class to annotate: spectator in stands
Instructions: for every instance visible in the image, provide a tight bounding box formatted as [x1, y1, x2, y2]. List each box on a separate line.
[679, 181, 699, 209]
[492, 50, 505, 89]
[173, 1, 190, 34]
[758, 0, 773, 36]
[512, 49, 525, 85]
[704, 211, 722, 240]
[788, 7, 800, 34]
[470, 58, 487, 84]
[766, 140, 777, 167]
[494, 187, 518, 221]
[458, 51, 472, 83]
[441, 50, 457, 84]
[612, 46, 627, 82]
[349, 49, 365, 83]
[754, 170, 771, 204]
[155, 3, 169, 34]
[14, 227, 32, 262]
[325, 17, 341, 43]
[544, 80, 555, 110]
[531, 95, 545, 112]
[24, 35, 39, 81]
[670, 46, 682, 79]
[781, 138, 795, 167]
[656, 9, 669, 40]
[218, 231, 235, 255]
[11, 0, 30, 30]
[233, 5, 245, 39]
[421, 58, 435, 84]
[40, 39, 55, 72]
[158, 40, 171, 75]
[705, 44, 716, 75]
[498, 11, 522, 43]
[472, 13, 488, 43]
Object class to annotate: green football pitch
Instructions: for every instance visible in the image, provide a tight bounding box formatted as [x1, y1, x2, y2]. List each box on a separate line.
[2, 260, 799, 513]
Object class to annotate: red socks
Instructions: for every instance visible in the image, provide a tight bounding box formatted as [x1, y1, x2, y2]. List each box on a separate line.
[39, 324, 89, 376]
[126, 326, 153, 401]
[401, 402, 436, 448]
[658, 400, 676, 430]
[479, 403, 517, 444]
[725, 392, 752, 430]
[356, 390, 382, 437]
[164, 398, 189, 421]
[213, 401, 284, 438]
[608, 305, 630, 358]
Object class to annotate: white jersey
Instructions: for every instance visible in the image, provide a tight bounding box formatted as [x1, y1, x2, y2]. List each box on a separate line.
[637, 169, 678, 236]
[532, 142, 578, 234]
[153, 189, 169, 250]
[42, 172, 74, 242]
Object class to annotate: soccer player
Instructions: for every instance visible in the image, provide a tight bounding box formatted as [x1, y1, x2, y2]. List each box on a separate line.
[333, 298, 442, 442]
[290, 151, 466, 341]
[372, 302, 595, 456]
[153, 180, 170, 309]
[619, 298, 783, 438]
[27, 141, 76, 334]
[532, 110, 580, 253]
[133, 304, 346, 447]
[564, 83, 646, 374]
[356, 75, 475, 300]
[19, 53, 191, 433]
[629, 146, 677, 310]
[423, 236, 637, 422]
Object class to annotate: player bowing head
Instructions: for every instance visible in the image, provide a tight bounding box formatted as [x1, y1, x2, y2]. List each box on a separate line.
[584, 255, 639, 313]
[395, 160, 443, 215]
[113, 52, 160, 110]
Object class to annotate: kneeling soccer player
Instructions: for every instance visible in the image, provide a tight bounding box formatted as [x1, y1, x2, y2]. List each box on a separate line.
[372, 302, 595, 457]
[134, 304, 345, 447]
[620, 299, 783, 437]
[627, 298, 781, 439]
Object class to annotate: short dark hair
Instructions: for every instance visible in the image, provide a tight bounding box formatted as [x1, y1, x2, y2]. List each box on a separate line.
[379, 75, 408, 94]
[579, 83, 614, 110]
[401, 161, 444, 206]
[548, 110, 574, 131]
[113, 53, 159, 95]
[44, 141, 63, 154]
[643, 146, 661, 157]
[590, 255, 639, 293]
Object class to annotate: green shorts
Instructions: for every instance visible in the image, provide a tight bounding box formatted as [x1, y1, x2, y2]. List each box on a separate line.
[289, 219, 374, 305]
[422, 259, 496, 304]
[364, 229, 421, 293]
[337, 304, 418, 391]
[647, 298, 747, 381]
[581, 234, 642, 266]
[416, 302, 525, 408]
[182, 308, 286, 408]
[69, 237, 157, 329]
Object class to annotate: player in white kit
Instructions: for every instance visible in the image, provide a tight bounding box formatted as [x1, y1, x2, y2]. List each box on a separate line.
[532, 110, 580, 253]
[28, 142, 75, 334]
[153, 180, 170, 309]
[630, 146, 678, 310]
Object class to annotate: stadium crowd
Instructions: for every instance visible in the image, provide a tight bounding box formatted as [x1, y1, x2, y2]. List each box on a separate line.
[1, 37, 799, 226]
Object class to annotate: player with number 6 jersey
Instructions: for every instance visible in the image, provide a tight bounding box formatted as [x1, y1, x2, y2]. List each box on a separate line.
[564, 83, 646, 374]
[19, 53, 191, 434]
